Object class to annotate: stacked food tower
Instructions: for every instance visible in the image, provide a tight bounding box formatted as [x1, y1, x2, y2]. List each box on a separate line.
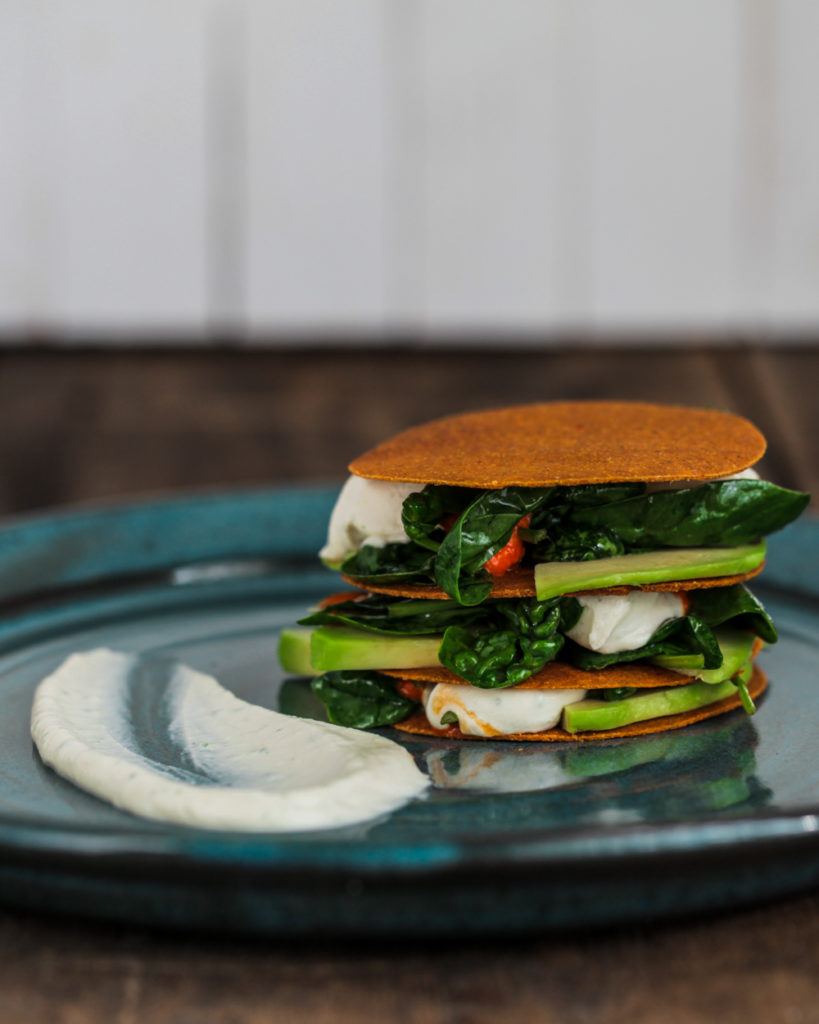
[280, 403, 808, 741]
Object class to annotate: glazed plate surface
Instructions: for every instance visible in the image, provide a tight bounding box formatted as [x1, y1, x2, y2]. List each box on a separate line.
[0, 487, 817, 935]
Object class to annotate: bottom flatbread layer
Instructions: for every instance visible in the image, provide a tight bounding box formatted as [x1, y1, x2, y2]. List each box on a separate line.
[391, 665, 767, 742]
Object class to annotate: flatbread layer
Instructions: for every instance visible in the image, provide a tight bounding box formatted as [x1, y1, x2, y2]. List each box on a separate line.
[384, 637, 764, 691]
[342, 562, 764, 600]
[349, 402, 766, 488]
[391, 666, 767, 742]
[383, 659, 704, 690]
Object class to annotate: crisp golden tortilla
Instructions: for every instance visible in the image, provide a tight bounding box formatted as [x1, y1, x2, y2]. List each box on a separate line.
[349, 402, 766, 487]
[384, 660, 703, 691]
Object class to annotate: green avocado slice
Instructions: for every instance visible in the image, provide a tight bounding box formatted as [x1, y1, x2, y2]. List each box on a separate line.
[534, 542, 765, 601]
[278, 628, 319, 676]
[280, 625, 443, 674]
[651, 629, 756, 683]
[562, 663, 753, 735]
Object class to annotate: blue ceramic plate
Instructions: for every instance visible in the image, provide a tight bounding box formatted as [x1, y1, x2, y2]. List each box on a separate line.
[0, 487, 817, 936]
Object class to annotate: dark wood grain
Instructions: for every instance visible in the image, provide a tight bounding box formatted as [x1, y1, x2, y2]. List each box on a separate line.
[2, 893, 819, 1024]
[0, 345, 815, 515]
[0, 343, 817, 1024]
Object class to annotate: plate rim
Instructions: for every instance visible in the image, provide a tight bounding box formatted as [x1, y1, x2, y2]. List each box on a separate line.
[0, 487, 817, 883]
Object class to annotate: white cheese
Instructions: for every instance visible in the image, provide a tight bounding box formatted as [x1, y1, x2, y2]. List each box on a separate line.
[31, 649, 427, 832]
[319, 476, 422, 563]
[565, 591, 685, 654]
[423, 682, 586, 737]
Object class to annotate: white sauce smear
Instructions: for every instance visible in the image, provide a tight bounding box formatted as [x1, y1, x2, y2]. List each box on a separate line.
[30, 649, 427, 832]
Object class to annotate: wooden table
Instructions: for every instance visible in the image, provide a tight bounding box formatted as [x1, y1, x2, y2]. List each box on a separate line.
[0, 344, 817, 1024]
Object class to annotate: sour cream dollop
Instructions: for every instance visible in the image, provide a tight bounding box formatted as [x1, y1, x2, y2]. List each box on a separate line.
[320, 476, 421, 563]
[31, 649, 427, 832]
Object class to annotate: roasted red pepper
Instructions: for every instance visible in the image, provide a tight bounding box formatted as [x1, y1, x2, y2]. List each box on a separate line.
[396, 680, 423, 702]
[316, 590, 363, 607]
[484, 515, 531, 576]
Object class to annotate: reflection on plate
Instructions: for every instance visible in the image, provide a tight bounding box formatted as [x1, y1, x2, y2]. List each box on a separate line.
[281, 676, 770, 816]
[417, 714, 770, 816]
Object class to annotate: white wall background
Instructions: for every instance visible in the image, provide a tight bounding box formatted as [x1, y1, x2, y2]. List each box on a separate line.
[1, 0, 817, 341]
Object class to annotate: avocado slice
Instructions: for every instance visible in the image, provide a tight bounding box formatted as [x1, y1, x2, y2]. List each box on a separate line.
[652, 629, 756, 683]
[280, 625, 443, 674]
[562, 664, 753, 734]
[534, 542, 765, 601]
[278, 628, 320, 676]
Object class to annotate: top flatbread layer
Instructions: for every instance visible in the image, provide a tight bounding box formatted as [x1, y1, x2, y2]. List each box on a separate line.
[349, 402, 766, 487]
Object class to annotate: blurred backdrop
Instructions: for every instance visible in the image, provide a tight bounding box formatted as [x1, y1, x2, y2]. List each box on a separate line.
[0, 3, 816, 519]
[2, 0, 818, 341]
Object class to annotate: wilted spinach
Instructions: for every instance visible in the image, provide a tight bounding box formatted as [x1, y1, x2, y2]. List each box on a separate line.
[311, 671, 419, 728]
[300, 594, 486, 635]
[687, 584, 777, 644]
[437, 597, 576, 687]
[401, 485, 476, 551]
[526, 526, 626, 563]
[434, 486, 556, 604]
[340, 542, 435, 585]
[569, 480, 809, 548]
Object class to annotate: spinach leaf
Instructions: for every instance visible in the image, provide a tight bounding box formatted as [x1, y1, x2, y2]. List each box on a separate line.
[434, 486, 556, 605]
[528, 525, 626, 563]
[401, 485, 476, 551]
[340, 542, 435, 584]
[566, 615, 722, 671]
[438, 625, 565, 688]
[528, 484, 645, 534]
[687, 584, 777, 644]
[521, 484, 638, 562]
[559, 483, 648, 507]
[311, 671, 419, 728]
[437, 597, 568, 687]
[299, 594, 486, 635]
[495, 595, 582, 635]
[570, 480, 809, 548]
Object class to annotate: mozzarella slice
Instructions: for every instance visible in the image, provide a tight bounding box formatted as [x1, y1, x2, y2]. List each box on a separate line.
[423, 683, 586, 737]
[566, 591, 685, 654]
[319, 476, 422, 563]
